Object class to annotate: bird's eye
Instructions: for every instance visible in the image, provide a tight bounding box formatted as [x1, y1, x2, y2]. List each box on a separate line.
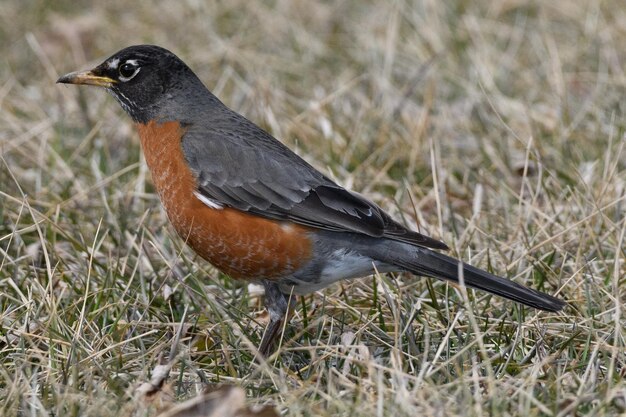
[119, 61, 140, 81]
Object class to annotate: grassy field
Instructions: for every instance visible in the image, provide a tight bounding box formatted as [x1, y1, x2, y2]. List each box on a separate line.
[1, 1, 624, 416]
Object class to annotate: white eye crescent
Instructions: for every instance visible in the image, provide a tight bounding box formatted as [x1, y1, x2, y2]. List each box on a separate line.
[118, 60, 140, 82]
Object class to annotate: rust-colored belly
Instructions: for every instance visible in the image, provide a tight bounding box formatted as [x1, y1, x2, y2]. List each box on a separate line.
[136, 120, 312, 279]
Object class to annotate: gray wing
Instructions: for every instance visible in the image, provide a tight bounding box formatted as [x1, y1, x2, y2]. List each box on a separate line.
[181, 111, 448, 250]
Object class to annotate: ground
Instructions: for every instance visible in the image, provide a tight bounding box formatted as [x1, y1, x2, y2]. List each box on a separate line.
[0, 1, 624, 416]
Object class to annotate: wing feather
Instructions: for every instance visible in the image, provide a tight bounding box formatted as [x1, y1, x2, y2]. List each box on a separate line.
[181, 108, 448, 250]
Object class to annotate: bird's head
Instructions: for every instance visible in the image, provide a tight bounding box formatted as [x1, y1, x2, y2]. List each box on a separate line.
[57, 45, 206, 123]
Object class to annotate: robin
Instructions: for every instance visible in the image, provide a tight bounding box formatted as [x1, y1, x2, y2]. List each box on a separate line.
[58, 45, 565, 356]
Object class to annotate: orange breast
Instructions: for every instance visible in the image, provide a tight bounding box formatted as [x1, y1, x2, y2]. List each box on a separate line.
[136, 120, 313, 280]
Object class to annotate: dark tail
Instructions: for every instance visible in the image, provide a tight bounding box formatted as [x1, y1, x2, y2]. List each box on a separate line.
[397, 249, 565, 312]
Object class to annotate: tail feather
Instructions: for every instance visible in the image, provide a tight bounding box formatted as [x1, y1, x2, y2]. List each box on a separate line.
[398, 249, 565, 312]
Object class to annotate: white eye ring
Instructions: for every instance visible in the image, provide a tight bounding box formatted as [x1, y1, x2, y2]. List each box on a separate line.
[118, 60, 140, 82]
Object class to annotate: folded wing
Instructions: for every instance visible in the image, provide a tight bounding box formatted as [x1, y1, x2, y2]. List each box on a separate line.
[181, 110, 448, 250]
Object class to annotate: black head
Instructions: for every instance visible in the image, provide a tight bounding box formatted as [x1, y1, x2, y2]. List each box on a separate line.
[57, 45, 209, 123]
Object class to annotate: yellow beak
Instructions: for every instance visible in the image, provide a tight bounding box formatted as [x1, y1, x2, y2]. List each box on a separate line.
[56, 70, 117, 87]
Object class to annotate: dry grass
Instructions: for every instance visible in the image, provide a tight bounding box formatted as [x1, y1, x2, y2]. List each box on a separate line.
[1, 1, 625, 416]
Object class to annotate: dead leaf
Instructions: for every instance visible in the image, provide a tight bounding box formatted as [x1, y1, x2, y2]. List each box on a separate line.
[155, 385, 279, 417]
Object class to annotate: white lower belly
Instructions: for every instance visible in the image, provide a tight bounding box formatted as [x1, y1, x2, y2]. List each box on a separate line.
[281, 250, 396, 294]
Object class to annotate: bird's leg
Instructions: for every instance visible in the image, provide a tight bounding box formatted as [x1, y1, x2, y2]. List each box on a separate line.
[258, 281, 293, 356]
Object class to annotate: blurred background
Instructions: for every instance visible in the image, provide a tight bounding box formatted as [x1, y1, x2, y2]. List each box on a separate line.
[0, 1, 624, 416]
